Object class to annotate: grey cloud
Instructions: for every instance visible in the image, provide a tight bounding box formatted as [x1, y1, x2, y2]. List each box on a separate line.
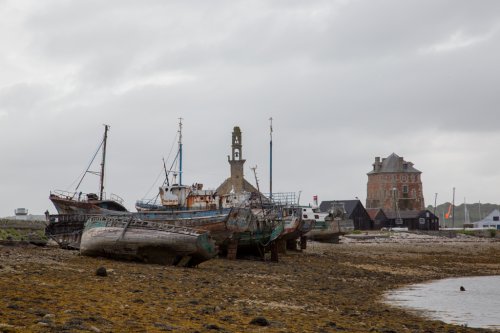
[1, 0, 500, 216]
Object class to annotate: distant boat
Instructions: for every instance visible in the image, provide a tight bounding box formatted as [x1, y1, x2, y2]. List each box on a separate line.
[80, 215, 217, 267]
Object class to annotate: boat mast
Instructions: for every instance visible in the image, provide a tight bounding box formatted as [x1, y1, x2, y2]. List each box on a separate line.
[178, 118, 183, 186]
[269, 117, 273, 202]
[100, 124, 109, 200]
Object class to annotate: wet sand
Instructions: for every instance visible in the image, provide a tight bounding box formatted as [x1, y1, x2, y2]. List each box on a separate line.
[1, 234, 499, 332]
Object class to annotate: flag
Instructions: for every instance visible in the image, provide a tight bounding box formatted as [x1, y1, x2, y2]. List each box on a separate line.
[445, 204, 453, 219]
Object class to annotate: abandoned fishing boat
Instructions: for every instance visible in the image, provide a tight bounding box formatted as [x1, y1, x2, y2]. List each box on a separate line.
[272, 206, 315, 250]
[134, 120, 264, 248]
[46, 124, 128, 249]
[80, 215, 217, 267]
[303, 203, 354, 243]
[49, 125, 127, 215]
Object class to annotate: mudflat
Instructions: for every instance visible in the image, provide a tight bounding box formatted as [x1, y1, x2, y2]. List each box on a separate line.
[1, 234, 499, 332]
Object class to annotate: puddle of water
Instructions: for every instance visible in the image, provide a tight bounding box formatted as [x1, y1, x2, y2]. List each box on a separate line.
[385, 275, 500, 329]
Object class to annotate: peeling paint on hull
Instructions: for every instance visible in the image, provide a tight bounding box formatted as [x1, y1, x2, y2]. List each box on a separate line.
[80, 216, 217, 267]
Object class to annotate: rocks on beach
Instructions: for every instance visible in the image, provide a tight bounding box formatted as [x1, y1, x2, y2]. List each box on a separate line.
[0, 234, 499, 332]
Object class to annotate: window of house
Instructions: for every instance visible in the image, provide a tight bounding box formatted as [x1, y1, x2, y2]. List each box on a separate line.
[403, 185, 408, 194]
[494, 216, 499, 221]
[314, 215, 319, 219]
[303, 214, 308, 219]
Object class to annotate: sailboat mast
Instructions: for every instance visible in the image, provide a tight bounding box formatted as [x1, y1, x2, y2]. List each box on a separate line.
[178, 118, 183, 186]
[100, 124, 109, 200]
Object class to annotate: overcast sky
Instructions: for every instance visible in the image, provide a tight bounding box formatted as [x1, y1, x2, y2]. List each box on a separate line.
[1, 0, 499, 217]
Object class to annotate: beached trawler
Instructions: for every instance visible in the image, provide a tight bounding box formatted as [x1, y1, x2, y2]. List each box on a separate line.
[276, 206, 315, 250]
[134, 121, 281, 257]
[80, 215, 217, 267]
[303, 203, 354, 243]
[135, 182, 280, 257]
[46, 125, 129, 248]
[49, 125, 127, 215]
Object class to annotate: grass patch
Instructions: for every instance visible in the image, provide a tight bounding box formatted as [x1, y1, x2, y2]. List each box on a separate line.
[456, 230, 477, 236]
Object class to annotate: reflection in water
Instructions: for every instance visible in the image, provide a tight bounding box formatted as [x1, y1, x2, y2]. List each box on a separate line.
[385, 276, 500, 329]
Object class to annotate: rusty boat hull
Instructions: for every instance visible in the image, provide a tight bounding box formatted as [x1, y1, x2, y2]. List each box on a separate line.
[49, 193, 128, 215]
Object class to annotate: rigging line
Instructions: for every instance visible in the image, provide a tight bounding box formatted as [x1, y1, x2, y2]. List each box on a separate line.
[141, 131, 179, 198]
[161, 131, 179, 181]
[142, 165, 166, 200]
[67, 139, 105, 192]
[165, 131, 179, 163]
[165, 150, 180, 185]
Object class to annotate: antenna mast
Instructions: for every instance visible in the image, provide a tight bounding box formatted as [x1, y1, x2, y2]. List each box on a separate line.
[100, 124, 109, 200]
[178, 118, 183, 186]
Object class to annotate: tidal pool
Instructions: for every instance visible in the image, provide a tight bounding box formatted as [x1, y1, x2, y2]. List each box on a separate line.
[385, 275, 500, 330]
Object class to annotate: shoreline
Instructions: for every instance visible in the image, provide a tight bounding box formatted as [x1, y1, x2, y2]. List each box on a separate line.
[1, 234, 499, 332]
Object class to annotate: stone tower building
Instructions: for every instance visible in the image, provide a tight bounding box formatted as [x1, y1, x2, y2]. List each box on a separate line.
[366, 153, 425, 211]
[216, 126, 258, 195]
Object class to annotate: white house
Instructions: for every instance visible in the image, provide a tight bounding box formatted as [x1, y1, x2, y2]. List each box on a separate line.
[472, 209, 500, 229]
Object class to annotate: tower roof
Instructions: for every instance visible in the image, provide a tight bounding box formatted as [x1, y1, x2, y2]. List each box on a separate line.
[368, 153, 421, 174]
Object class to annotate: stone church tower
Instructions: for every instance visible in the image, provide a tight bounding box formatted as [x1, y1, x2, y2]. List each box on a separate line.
[366, 153, 425, 211]
[216, 126, 258, 195]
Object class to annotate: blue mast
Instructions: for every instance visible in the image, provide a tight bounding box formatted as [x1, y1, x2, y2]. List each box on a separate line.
[269, 117, 273, 201]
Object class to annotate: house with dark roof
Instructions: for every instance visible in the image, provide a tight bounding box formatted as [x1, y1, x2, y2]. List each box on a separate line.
[383, 209, 439, 230]
[319, 200, 372, 230]
[366, 208, 388, 230]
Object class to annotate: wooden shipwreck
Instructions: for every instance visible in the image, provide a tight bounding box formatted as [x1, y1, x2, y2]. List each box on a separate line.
[80, 216, 217, 267]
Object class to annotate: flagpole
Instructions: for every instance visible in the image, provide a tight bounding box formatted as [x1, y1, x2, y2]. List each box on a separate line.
[452, 187, 455, 228]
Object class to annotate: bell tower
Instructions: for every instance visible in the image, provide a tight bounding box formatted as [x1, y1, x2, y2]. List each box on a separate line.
[216, 126, 258, 195]
[229, 127, 245, 193]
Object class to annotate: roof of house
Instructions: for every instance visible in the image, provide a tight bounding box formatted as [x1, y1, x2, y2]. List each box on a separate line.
[366, 208, 386, 220]
[473, 209, 500, 225]
[319, 200, 364, 216]
[368, 153, 421, 175]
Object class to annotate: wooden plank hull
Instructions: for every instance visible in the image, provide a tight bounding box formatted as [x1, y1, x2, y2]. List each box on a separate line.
[306, 218, 342, 242]
[305, 218, 354, 242]
[80, 216, 217, 267]
[135, 208, 233, 244]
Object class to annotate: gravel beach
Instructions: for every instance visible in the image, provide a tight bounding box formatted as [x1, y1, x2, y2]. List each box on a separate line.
[1, 232, 499, 332]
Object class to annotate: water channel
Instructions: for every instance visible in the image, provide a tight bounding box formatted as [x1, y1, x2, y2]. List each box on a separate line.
[384, 275, 500, 330]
